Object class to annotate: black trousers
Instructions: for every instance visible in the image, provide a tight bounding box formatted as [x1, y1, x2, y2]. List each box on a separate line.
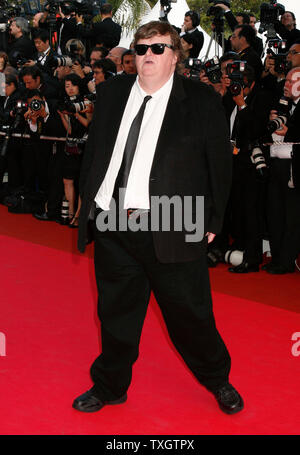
[90, 220, 231, 401]
[267, 158, 300, 268]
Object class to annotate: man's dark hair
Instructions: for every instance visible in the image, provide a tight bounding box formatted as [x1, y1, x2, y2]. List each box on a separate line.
[219, 51, 240, 64]
[93, 57, 116, 75]
[5, 74, 18, 88]
[20, 65, 43, 82]
[90, 46, 109, 58]
[32, 28, 50, 43]
[236, 13, 250, 25]
[185, 10, 200, 28]
[26, 88, 43, 99]
[121, 49, 134, 64]
[293, 39, 300, 45]
[235, 24, 256, 47]
[100, 3, 112, 15]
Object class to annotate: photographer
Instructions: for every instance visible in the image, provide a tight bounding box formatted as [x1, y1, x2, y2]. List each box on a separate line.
[25, 28, 59, 77]
[57, 74, 92, 227]
[265, 67, 300, 274]
[275, 11, 300, 50]
[0, 74, 24, 195]
[76, 3, 121, 51]
[40, 1, 77, 55]
[8, 17, 35, 68]
[20, 65, 58, 102]
[230, 24, 263, 81]
[222, 64, 275, 273]
[214, 3, 263, 56]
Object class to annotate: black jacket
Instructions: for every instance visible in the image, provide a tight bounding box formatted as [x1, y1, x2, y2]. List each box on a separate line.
[8, 35, 35, 68]
[78, 73, 232, 261]
[77, 17, 121, 49]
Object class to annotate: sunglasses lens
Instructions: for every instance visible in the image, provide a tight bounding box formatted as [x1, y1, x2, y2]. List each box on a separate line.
[135, 45, 148, 55]
[151, 44, 165, 54]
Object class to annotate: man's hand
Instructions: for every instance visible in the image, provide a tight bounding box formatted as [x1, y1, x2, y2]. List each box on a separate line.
[23, 60, 36, 67]
[59, 6, 65, 19]
[264, 54, 285, 79]
[232, 88, 246, 108]
[214, 3, 229, 11]
[206, 232, 216, 244]
[75, 14, 83, 24]
[269, 109, 288, 136]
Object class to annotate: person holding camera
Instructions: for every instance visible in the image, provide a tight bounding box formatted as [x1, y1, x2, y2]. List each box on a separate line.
[8, 17, 35, 68]
[0, 74, 24, 196]
[57, 73, 92, 227]
[230, 24, 263, 82]
[214, 3, 263, 57]
[275, 11, 300, 50]
[222, 64, 275, 273]
[264, 67, 300, 274]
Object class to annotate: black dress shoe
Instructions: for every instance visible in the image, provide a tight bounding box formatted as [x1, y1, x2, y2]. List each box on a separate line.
[33, 212, 61, 223]
[212, 383, 244, 415]
[72, 388, 127, 413]
[261, 262, 274, 271]
[266, 264, 294, 274]
[228, 261, 259, 273]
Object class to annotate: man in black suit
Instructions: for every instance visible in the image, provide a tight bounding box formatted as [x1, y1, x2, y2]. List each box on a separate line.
[76, 3, 121, 50]
[8, 17, 35, 68]
[265, 67, 300, 274]
[230, 24, 263, 82]
[180, 10, 204, 58]
[73, 21, 244, 415]
[25, 28, 59, 77]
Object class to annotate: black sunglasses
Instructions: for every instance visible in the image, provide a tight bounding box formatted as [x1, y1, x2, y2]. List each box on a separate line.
[134, 43, 175, 56]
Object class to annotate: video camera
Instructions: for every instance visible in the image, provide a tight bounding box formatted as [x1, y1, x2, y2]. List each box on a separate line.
[226, 60, 246, 96]
[259, 0, 285, 38]
[0, 99, 27, 158]
[184, 58, 202, 80]
[203, 56, 222, 84]
[0, 0, 21, 32]
[267, 39, 290, 74]
[159, 0, 177, 22]
[207, 1, 230, 34]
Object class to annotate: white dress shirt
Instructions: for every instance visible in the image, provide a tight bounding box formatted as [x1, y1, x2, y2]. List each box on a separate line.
[94, 74, 174, 210]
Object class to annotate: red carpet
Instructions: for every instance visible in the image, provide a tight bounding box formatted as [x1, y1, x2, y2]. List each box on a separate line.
[1, 206, 300, 435]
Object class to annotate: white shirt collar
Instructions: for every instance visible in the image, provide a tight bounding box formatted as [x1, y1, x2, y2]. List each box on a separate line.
[135, 73, 174, 100]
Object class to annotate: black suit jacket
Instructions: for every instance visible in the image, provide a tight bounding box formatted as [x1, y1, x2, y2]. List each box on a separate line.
[8, 35, 36, 68]
[77, 17, 121, 49]
[78, 73, 232, 262]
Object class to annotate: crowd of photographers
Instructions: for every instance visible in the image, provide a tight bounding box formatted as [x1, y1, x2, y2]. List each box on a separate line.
[0, 0, 299, 273]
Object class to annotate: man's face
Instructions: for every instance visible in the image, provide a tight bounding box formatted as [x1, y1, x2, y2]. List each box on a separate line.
[93, 67, 105, 85]
[230, 28, 242, 52]
[287, 44, 300, 68]
[9, 21, 21, 37]
[184, 15, 193, 31]
[34, 38, 49, 54]
[23, 75, 40, 90]
[284, 69, 300, 100]
[122, 54, 136, 74]
[135, 34, 177, 85]
[281, 12, 296, 29]
[5, 82, 15, 97]
[106, 48, 122, 66]
[249, 16, 257, 29]
[90, 51, 102, 66]
[235, 16, 244, 26]
[181, 37, 192, 53]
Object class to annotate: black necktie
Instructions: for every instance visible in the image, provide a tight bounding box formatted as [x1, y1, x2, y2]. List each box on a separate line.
[112, 95, 152, 201]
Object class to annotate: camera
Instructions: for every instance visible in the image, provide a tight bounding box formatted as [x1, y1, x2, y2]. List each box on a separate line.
[29, 99, 45, 112]
[259, 0, 285, 38]
[58, 96, 86, 114]
[159, 0, 177, 22]
[184, 58, 203, 80]
[266, 96, 290, 134]
[267, 39, 291, 74]
[250, 144, 267, 176]
[226, 60, 246, 96]
[204, 56, 222, 84]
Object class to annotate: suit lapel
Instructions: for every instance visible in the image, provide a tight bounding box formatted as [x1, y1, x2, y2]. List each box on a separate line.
[151, 73, 187, 173]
